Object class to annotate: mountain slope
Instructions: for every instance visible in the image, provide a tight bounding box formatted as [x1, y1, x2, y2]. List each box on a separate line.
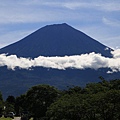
[0, 23, 112, 58]
[0, 23, 118, 99]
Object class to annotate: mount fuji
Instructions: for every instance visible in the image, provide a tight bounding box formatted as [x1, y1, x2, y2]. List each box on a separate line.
[0, 23, 119, 99]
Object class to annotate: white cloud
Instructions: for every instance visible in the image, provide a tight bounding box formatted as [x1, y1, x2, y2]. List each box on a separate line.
[54, 1, 120, 11]
[0, 54, 33, 70]
[0, 0, 119, 24]
[111, 49, 120, 58]
[0, 2, 83, 24]
[102, 17, 120, 27]
[0, 49, 120, 73]
[99, 1, 120, 11]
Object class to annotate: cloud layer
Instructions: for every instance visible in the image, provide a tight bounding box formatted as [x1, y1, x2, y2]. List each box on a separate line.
[0, 49, 120, 73]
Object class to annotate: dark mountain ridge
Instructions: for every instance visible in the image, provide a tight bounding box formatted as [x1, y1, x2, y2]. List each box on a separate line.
[0, 23, 112, 58]
[0, 23, 118, 99]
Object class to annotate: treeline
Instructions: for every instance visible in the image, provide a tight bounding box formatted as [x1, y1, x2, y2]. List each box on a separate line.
[0, 78, 120, 120]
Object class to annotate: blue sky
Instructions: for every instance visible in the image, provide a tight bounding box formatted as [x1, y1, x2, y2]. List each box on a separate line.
[0, 0, 120, 49]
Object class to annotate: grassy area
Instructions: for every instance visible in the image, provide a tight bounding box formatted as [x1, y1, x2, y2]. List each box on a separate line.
[0, 117, 12, 120]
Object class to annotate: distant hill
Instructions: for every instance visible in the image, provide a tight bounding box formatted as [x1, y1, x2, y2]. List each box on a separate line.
[0, 23, 119, 99]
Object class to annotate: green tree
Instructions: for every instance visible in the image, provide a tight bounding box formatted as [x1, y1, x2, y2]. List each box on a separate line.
[84, 81, 110, 94]
[26, 84, 59, 120]
[46, 93, 90, 120]
[0, 91, 3, 114]
[63, 86, 82, 95]
[5, 95, 15, 113]
[99, 90, 120, 120]
[46, 79, 120, 120]
[109, 79, 120, 90]
[6, 96, 15, 105]
[15, 94, 27, 116]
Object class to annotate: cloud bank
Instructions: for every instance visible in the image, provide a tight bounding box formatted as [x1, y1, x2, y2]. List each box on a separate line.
[0, 49, 120, 73]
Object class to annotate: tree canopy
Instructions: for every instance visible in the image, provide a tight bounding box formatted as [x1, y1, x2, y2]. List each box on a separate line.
[25, 84, 59, 119]
[46, 79, 120, 120]
[1, 78, 120, 120]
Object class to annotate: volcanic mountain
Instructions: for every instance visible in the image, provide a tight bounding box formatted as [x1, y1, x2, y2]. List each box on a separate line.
[0, 23, 119, 99]
[0, 23, 112, 57]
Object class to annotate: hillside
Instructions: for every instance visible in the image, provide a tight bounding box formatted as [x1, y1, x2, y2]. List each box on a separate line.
[0, 23, 119, 99]
[0, 23, 112, 57]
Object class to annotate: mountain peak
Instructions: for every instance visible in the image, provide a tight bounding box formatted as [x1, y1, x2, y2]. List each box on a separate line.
[45, 23, 70, 27]
[0, 23, 116, 98]
[0, 23, 112, 58]
[40, 23, 73, 32]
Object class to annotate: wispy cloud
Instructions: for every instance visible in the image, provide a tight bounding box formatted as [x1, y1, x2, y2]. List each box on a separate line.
[55, 1, 120, 11]
[20, 0, 120, 11]
[102, 17, 120, 27]
[0, 49, 120, 73]
[0, 0, 119, 24]
[99, 1, 120, 11]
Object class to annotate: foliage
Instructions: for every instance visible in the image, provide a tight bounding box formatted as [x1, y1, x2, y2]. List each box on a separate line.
[46, 93, 88, 120]
[4, 96, 15, 114]
[25, 84, 59, 120]
[1, 78, 120, 120]
[6, 96, 15, 105]
[15, 94, 27, 115]
[0, 92, 3, 102]
[0, 92, 3, 114]
[63, 86, 82, 95]
[46, 79, 120, 120]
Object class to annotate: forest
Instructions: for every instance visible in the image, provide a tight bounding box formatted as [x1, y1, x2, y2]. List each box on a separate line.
[0, 77, 120, 120]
